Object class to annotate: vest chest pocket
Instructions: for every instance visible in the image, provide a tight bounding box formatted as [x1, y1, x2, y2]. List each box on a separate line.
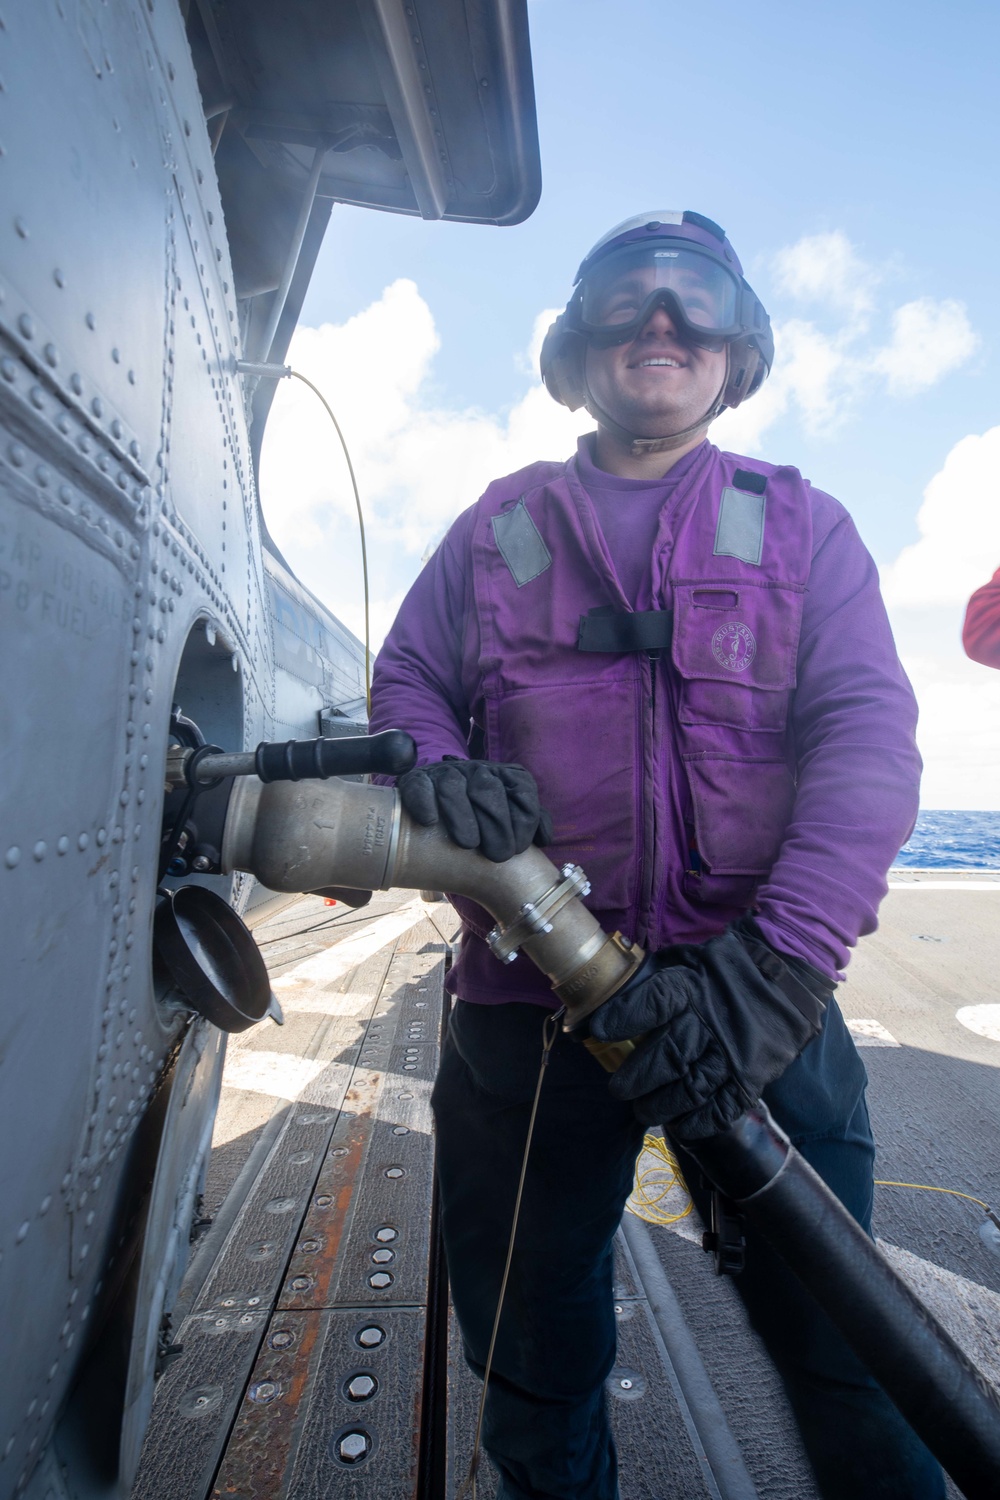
[670, 581, 805, 732]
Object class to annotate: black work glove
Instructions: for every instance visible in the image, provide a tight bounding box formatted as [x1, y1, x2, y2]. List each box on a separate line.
[397, 757, 554, 863]
[588, 917, 831, 1141]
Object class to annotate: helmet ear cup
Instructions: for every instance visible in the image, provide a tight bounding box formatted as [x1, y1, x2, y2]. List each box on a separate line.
[723, 340, 761, 408]
[722, 336, 771, 408]
[539, 317, 589, 412]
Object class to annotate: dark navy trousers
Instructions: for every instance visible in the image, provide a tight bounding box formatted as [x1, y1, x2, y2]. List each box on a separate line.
[432, 998, 945, 1500]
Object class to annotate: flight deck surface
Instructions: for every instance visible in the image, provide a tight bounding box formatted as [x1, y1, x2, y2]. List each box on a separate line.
[134, 882, 1000, 1500]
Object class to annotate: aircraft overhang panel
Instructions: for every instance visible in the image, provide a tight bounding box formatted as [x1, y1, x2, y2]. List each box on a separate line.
[189, 0, 541, 230]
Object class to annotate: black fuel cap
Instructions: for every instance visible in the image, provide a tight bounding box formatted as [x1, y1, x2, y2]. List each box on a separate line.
[154, 885, 283, 1032]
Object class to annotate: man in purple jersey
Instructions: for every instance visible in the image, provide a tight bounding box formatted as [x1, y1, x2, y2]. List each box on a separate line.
[369, 213, 940, 1498]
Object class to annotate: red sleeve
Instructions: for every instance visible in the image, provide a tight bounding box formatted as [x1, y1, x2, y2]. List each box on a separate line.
[962, 568, 1000, 668]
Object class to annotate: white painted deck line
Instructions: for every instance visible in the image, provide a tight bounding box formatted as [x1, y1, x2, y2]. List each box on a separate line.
[955, 1004, 1000, 1042]
[878, 1240, 1000, 1391]
[271, 897, 428, 990]
[846, 1018, 901, 1047]
[222, 1050, 340, 1100]
[887, 881, 1000, 890]
[216, 1053, 436, 1134]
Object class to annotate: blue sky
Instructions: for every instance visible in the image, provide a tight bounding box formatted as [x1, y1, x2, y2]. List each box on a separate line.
[261, 0, 1000, 807]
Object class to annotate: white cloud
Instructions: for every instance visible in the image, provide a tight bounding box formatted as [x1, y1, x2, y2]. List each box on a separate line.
[882, 426, 1000, 607]
[772, 230, 877, 319]
[881, 429, 1000, 809]
[894, 648, 1000, 811]
[872, 298, 979, 396]
[714, 314, 863, 451]
[717, 234, 978, 453]
[258, 280, 590, 648]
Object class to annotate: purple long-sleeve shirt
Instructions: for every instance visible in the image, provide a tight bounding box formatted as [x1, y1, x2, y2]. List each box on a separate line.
[370, 437, 920, 999]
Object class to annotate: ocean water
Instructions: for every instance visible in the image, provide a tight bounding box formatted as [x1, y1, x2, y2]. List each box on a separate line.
[893, 810, 1000, 870]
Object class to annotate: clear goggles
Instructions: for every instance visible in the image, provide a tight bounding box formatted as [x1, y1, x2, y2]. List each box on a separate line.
[574, 243, 751, 348]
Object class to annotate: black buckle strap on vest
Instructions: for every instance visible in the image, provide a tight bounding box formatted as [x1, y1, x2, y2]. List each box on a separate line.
[577, 606, 674, 655]
[732, 468, 767, 495]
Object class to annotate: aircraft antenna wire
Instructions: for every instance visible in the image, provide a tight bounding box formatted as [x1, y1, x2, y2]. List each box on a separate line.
[288, 369, 372, 716]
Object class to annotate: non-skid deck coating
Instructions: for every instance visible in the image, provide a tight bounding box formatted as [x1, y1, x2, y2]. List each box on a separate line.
[134, 880, 1000, 1500]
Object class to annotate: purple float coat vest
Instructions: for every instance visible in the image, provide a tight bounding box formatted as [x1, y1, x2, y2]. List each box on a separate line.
[465, 442, 805, 940]
[370, 440, 921, 1006]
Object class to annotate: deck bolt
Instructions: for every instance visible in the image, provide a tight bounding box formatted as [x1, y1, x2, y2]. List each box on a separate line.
[346, 1374, 377, 1401]
[338, 1430, 371, 1463]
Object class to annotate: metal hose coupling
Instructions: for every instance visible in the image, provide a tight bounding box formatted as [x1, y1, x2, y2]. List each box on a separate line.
[221, 775, 644, 1035]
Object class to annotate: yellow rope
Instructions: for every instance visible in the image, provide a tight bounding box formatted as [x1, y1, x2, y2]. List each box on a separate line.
[626, 1146, 993, 1229]
[626, 1133, 694, 1227]
[874, 1180, 989, 1210]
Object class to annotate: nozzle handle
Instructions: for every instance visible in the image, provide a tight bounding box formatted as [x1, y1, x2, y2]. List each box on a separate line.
[254, 730, 417, 783]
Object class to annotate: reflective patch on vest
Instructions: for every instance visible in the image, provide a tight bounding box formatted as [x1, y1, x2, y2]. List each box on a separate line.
[492, 499, 552, 587]
[712, 621, 757, 671]
[714, 486, 766, 566]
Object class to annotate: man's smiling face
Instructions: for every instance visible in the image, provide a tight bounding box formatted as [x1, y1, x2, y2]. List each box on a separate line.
[583, 265, 728, 439]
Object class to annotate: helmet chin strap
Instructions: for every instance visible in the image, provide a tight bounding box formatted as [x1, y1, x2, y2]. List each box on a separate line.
[585, 349, 729, 459]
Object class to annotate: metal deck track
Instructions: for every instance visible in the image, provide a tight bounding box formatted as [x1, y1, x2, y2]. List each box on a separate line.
[134, 911, 449, 1499]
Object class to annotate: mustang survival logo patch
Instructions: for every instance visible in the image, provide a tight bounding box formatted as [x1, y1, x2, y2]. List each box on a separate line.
[711, 621, 757, 672]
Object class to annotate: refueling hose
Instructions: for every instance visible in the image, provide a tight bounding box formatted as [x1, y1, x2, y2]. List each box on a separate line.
[690, 1110, 1000, 1500]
